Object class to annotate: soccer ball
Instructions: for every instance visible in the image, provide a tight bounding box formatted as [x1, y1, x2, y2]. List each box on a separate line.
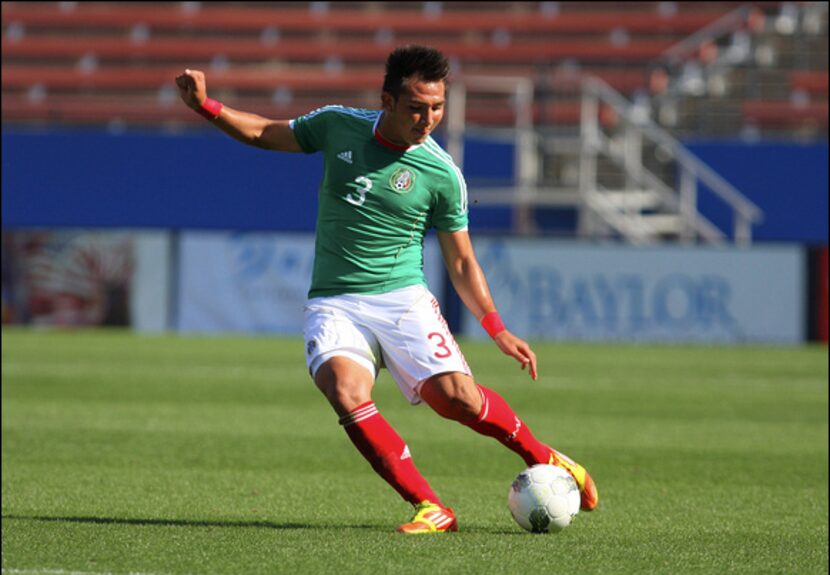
[508, 464, 580, 533]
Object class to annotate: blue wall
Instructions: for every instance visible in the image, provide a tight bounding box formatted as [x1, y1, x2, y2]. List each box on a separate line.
[3, 128, 827, 244]
[2, 128, 518, 232]
[686, 140, 828, 244]
[2, 129, 322, 231]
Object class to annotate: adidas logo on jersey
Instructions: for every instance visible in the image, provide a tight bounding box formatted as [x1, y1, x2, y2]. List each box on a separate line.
[337, 150, 353, 164]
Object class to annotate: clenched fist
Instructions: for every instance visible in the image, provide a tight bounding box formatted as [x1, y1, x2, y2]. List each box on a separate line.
[175, 69, 207, 110]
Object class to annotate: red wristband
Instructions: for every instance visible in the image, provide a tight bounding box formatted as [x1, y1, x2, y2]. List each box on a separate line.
[196, 97, 223, 120]
[481, 311, 506, 338]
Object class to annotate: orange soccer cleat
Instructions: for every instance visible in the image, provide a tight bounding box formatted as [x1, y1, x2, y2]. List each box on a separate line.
[396, 500, 458, 534]
[548, 448, 599, 511]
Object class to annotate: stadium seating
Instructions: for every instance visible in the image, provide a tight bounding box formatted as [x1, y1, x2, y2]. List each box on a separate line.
[1, 1, 827, 137]
[0, 3, 726, 36]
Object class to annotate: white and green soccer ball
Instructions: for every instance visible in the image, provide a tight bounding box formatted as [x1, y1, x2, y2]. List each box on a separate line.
[508, 464, 580, 533]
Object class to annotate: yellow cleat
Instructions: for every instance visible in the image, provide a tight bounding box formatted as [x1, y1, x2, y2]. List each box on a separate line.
[548, 448, 599, 511]
[396, 500, 458, 534]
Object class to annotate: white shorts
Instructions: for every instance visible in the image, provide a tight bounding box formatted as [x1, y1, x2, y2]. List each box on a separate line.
[303, 284, 471, 404]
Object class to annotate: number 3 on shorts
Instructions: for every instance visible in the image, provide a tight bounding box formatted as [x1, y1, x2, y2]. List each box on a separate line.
[428, 332, 453, 359]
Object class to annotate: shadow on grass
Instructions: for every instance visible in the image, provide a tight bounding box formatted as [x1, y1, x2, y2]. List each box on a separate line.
[1, 514, 377, 531]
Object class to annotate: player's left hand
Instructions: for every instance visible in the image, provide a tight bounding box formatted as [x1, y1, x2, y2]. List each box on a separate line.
[493, 330, 537, 381]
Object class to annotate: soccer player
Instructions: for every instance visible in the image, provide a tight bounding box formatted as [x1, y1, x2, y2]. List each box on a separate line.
[176, 45, 597, 533]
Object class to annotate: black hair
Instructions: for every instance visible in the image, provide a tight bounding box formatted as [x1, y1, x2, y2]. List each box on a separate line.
[382, 45, 450, 99]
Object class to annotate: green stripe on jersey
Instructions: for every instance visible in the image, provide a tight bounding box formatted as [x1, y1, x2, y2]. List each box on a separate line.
[292, 106, 468, 298]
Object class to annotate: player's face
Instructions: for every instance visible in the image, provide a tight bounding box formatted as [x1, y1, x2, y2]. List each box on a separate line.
[381, 78, 446, 146]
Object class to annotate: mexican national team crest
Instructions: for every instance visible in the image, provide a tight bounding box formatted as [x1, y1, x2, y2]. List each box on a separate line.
[389, 168, 416, 193]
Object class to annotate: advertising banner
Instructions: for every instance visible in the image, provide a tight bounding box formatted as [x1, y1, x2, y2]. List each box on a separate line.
[1, 229, 171, 331]
[177, 231, 446, 333]
[2, 230, 135, 327]
[462, 240, 805, 344]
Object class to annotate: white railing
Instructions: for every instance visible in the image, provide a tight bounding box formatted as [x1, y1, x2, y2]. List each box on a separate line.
[446, 75, 540, 234]
[446, 74, 764, 245]
[581, 76, 764, 246]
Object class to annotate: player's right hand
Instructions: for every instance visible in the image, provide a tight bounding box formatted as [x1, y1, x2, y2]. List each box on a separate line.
[175, 69, 207, 110]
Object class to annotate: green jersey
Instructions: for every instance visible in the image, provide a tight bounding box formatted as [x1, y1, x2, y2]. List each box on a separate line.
[291, 106, 469, 298]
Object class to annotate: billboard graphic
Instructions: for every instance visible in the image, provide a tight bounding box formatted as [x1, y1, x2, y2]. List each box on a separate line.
[2, 230, 134, 327]
[463, 240, 805, 344]
[177, 231, 446, 333]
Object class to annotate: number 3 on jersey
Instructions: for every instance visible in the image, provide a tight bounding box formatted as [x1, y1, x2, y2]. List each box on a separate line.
[345, 176, 372, 206]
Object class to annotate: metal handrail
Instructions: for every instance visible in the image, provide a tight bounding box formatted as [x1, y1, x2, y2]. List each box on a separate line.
[582, 76, 764, 244]
[660, 4, 753, 65]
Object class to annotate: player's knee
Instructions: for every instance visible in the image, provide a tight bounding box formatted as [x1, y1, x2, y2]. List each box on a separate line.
[422, 374, 481, 423]
[449, 389, 482, 423]
[314, 358, 373, 415]
[317, 377, 367, 412]
[327, 383, 366, 412]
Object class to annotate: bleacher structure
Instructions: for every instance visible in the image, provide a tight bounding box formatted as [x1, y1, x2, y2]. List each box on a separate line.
[3, 1, 828, 243]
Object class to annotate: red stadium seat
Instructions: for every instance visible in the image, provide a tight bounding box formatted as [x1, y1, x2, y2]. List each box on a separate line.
[1, 65, 384, 92]
[2, 36, 676, 65]
[743, 100, 829, 128]
[791, 71, 829, 95]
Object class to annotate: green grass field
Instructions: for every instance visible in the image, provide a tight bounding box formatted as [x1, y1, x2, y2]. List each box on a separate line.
[2, 328, 827, 575]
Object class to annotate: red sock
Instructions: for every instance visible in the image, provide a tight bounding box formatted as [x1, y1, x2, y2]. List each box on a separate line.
[340, 402, 441, 506]
[465, 385, 551, 466]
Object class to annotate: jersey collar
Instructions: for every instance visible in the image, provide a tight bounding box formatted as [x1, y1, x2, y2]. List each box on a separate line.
[373, 112, 420, 153]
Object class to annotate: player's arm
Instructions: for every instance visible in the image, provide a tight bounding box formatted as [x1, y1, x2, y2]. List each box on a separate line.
[175, 69, 302, 152]
[437, 229, 537, 380]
